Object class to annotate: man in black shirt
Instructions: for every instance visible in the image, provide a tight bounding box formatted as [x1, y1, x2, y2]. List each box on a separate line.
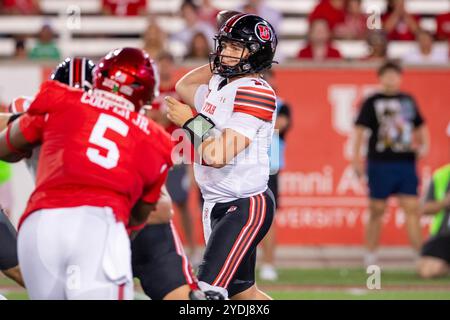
[352, 61, 429, 267]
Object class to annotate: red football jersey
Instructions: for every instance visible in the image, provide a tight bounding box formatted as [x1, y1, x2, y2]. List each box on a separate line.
[17, 80, 173, 228]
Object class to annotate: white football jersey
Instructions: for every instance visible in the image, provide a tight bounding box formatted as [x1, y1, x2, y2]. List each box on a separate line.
[193, 74, 276, 203]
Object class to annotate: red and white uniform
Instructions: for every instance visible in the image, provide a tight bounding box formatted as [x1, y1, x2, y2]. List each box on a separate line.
[15, 80, 173, 300]
[194, 75, 276, 241]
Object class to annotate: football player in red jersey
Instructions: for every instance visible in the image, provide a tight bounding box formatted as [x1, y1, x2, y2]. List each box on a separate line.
[0, 55, 222, 300]
[0, 47, 173, 300]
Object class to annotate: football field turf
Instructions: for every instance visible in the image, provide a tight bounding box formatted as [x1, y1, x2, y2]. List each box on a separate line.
[1, 267, 449, 300]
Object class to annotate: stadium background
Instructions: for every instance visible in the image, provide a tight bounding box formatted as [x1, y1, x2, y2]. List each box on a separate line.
[0, 0, 449, 299]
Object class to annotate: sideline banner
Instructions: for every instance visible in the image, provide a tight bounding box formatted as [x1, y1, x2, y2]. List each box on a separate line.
[1, 65, 448, 245]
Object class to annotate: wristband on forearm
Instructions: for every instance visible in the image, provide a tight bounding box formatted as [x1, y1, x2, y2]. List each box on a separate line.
[182, 113, 215, 148]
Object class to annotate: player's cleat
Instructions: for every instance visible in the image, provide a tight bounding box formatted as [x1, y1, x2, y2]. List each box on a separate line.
[259, 264, 278, 281]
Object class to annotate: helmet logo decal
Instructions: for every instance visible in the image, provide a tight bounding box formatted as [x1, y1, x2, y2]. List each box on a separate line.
[255, 23, 271, 42]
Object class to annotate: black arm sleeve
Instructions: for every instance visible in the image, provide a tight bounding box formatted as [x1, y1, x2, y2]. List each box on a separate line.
[0, 209, 18, 270]
[7, 113, 23, 125]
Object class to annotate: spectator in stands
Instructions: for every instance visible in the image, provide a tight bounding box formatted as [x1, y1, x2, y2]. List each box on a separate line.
[335, 0, 367, 40]
[417, 161, 450, 279]
[309, 0, 346, 36]
[198, 0, 220, 30]
[297, 19, 342, 61]
[436, 10, 450, 41]
[28, 24, 61, 61]
[352, 61, 429, 268]
[403, 29, 449, 65]
[363, 31, 388, 62]
[13, 37, 27, 60]
[142, 20, 168, 59]
[0, 0, 40, 15]
[102, 0, 147, 16]
[382, 0, 420, 41]
[184, 32, 211, 61]
[241, 0, 282, 33]
[172, 0, 215, 55]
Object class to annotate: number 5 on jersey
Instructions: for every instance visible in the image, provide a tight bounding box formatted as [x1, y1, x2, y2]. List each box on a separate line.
[86, 113, 129, 169]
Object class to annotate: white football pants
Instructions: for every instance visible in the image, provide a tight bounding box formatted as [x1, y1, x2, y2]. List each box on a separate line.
[17, 206, 133, 300]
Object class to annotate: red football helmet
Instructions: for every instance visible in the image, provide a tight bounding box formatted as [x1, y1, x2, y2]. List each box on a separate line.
[93, 47, 159, 112]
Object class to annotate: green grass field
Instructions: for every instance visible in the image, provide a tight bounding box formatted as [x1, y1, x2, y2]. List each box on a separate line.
[1, 268, 449, 300]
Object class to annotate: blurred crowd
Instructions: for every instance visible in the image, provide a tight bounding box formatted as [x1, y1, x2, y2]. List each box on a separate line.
[300, 0, 450, 64]
[0, 0, 449, 64]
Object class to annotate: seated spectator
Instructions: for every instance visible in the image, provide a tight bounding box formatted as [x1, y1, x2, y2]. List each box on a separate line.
[241, 0, 282, 33]
[403, 29, 448, 65]
[362, 31, 388, 62]
[171, 0, 215, 54]
[436, 11, 450, 41]
[0, 0, 40, 15]
[184, 32, 211, 61]
[309, 0, 346, 35]
[102, 0, 147, 16]
[142, 20, 168, 59]
[334, 0, 367, 40]
[297, 19, 342, 61]
[382, 0, 420, 41]
[14, 37, 27, 60]
[28, 24, 61, 61]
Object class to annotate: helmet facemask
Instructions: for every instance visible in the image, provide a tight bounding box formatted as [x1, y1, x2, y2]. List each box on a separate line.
[209, 37, 259, 78]
[209, 14, 277, 79]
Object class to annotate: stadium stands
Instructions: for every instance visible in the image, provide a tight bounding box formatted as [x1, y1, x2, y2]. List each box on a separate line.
[0, 0, 448, 59]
